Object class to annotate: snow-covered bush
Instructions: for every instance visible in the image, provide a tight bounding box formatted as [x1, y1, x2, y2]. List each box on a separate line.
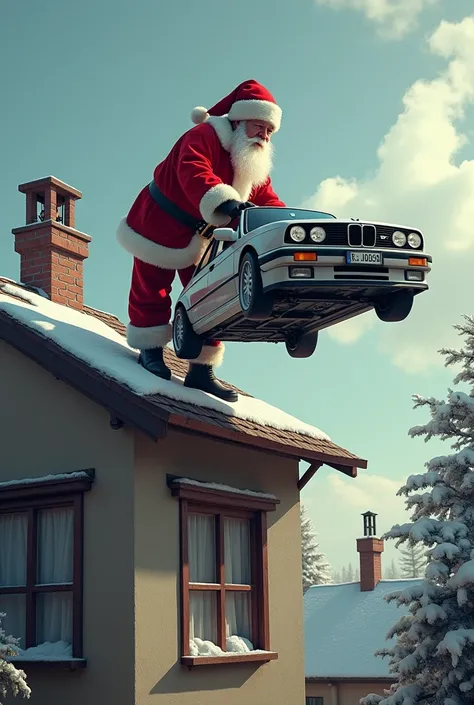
[362, 315, 474, 705]
[0, 614, 30, 704]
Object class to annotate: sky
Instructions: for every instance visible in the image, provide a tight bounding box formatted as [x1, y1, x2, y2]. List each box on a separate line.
[1, 0, 473, 575]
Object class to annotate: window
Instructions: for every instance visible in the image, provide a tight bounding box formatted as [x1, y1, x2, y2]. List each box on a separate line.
[306, 698, 324, 705]
[168, 476, 279, 666]
[245, 207, 336, 232]
[0, 471, 94, 663]
[195, 237, 232, 274]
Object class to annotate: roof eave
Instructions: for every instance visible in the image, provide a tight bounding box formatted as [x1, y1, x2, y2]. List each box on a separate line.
[0, 311, 168, 440]
[167, 413, 367, 474]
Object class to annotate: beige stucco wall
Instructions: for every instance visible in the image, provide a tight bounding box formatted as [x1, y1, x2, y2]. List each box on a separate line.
[134, 428, 306, 705]
[306, 679, 393, 705]
[0, 341, 136, 705]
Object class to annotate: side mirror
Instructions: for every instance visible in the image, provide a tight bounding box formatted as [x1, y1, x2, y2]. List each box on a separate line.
[213, 227, 238, 243]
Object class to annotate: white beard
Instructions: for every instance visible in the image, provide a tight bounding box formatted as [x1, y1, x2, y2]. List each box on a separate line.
[229, 122, 274, 201]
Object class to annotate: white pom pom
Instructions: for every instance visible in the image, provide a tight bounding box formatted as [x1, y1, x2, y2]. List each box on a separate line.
[191, 106, 209, 124]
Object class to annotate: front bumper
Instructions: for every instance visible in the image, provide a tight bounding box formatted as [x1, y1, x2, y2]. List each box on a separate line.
[258, 246, 431, 289]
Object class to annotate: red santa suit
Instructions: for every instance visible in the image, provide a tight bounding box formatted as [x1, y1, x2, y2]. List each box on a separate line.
[117, 79, 285, 367]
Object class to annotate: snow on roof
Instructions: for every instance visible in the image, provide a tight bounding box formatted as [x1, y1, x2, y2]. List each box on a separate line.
[0, 282, 329, 442]
[304, 579, 422, 679]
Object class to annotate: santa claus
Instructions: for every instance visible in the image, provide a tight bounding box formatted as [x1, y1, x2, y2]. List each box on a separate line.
[116, 79, 286, 402]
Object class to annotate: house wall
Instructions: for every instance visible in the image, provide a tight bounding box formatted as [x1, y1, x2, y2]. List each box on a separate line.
[306, 679, 393, 705]
[0, 342, 136, 705]
[133, 428, 305, 705]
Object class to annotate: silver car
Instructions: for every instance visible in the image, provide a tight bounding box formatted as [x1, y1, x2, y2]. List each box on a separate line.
[172, 206, 432, 359]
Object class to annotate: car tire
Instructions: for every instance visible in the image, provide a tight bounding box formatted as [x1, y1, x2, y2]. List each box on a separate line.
[374, 291, 414, 323]
[238, 251, 273, 320]
[173, 304, 203, 360]
[285, 330, 319, 358]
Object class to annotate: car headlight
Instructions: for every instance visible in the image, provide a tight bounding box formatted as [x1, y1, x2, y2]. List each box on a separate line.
[310, 226, 326, 243]
[392, 230, 406, 247]
[289, 226, 306, 243]
[408, 232, 422, 248]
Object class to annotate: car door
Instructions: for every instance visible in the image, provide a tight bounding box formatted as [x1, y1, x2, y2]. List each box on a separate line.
[185, 240, 214, 326]
[197, 239, 237, 319]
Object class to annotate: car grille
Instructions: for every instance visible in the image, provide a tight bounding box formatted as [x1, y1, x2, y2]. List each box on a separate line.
[284, 222, 423, 251]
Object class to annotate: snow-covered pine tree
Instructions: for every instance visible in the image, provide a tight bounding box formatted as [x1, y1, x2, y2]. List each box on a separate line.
[301, 504, 331, 591]
[0, 613, 30, 704]
[399, 542, 427, 578]
[362, 315, 474, 705]
[385, 558, 400, 580]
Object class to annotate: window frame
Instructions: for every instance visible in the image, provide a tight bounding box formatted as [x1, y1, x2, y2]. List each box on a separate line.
[0, 471, 94, 667]
[168, 477, 280, 667]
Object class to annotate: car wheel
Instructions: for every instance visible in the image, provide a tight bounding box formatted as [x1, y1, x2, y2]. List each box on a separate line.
[374, 291, 414, 323]
[238, 251, 273, 320]
[285, 330, 319, 358]
[173, 304, 203, 360]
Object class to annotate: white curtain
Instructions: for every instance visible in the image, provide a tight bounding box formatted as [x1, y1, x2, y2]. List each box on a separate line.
[0, 513, 27, 647]
[188, 514, 217, 642]
[224, 518, 251, 641]
[0, 507, 73, 649]
[187, 513, 252, 645]
[188, 514, 215, 583]
[36, 507, 74, 644]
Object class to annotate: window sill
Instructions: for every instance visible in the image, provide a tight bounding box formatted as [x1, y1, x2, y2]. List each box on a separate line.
[181, 651, 278, 667]
[9, 659, 87, 671]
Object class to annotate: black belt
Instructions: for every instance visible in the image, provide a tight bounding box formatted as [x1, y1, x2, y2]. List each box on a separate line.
[148, 180, 214, 239]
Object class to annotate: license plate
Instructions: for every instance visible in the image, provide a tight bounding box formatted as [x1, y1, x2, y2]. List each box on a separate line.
[346, 251, 382, 265]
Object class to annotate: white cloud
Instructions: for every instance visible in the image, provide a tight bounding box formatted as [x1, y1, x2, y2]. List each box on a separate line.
[315, 0, 439, 39]
[304, 15, 474, 373]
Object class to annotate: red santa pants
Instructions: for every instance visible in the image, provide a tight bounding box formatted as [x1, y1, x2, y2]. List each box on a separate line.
[128, 258, 195, 329]
[128, 258, 221, 355]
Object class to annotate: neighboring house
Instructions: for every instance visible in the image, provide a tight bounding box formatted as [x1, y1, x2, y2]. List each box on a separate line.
[304, 512, 422, 705]
[0, 176, 368, 705]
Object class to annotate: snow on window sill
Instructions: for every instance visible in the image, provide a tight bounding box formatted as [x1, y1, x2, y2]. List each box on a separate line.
[6, 641, 86, 670]
[181, 651, 278, 667]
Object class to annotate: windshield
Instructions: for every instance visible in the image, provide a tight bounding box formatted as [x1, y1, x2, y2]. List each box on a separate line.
[246, 207, 336, 232]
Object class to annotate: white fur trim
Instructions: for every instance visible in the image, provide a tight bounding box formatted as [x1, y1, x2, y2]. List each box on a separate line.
[191, 343, 225, 367]
[206, 115, 233, 151]
[127, 323, 172, 350]
[191, 106, 209, 124]
[199, 184, 242, 225]
[228, 99, 282, 131]
[116, 217, 207, 269]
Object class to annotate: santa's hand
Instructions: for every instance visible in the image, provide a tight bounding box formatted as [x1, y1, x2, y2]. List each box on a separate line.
[216, 199, 256, 219]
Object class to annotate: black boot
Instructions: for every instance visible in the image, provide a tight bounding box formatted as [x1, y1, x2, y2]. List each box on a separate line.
[138, 347, 172, 381]
[184, 363, 238, 402]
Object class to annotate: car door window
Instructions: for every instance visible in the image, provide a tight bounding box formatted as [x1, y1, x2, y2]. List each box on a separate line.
[195, 240, 214, 274]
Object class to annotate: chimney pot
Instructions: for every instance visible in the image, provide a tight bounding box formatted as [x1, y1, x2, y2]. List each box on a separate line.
[357, 511, 384, 591]
[11, 176, 90, 310]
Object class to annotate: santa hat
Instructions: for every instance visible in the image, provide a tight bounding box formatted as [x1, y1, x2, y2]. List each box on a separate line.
[191, 79, 282, 132]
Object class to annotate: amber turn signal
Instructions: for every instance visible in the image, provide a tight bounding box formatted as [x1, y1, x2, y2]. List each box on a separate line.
[294, 252, 317, 261]
[408, 257, 427, 266]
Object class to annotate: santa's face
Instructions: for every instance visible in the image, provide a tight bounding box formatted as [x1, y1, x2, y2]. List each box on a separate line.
[229, 120, 274, 188]
[244, 119, 274, 143]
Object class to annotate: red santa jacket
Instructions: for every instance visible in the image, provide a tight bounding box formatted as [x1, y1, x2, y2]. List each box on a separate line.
[116, 116, 286, 271]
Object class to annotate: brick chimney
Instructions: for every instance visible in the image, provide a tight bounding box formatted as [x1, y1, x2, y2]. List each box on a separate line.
[11, 176, 90, 310]
[356, 511, 384, 591]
